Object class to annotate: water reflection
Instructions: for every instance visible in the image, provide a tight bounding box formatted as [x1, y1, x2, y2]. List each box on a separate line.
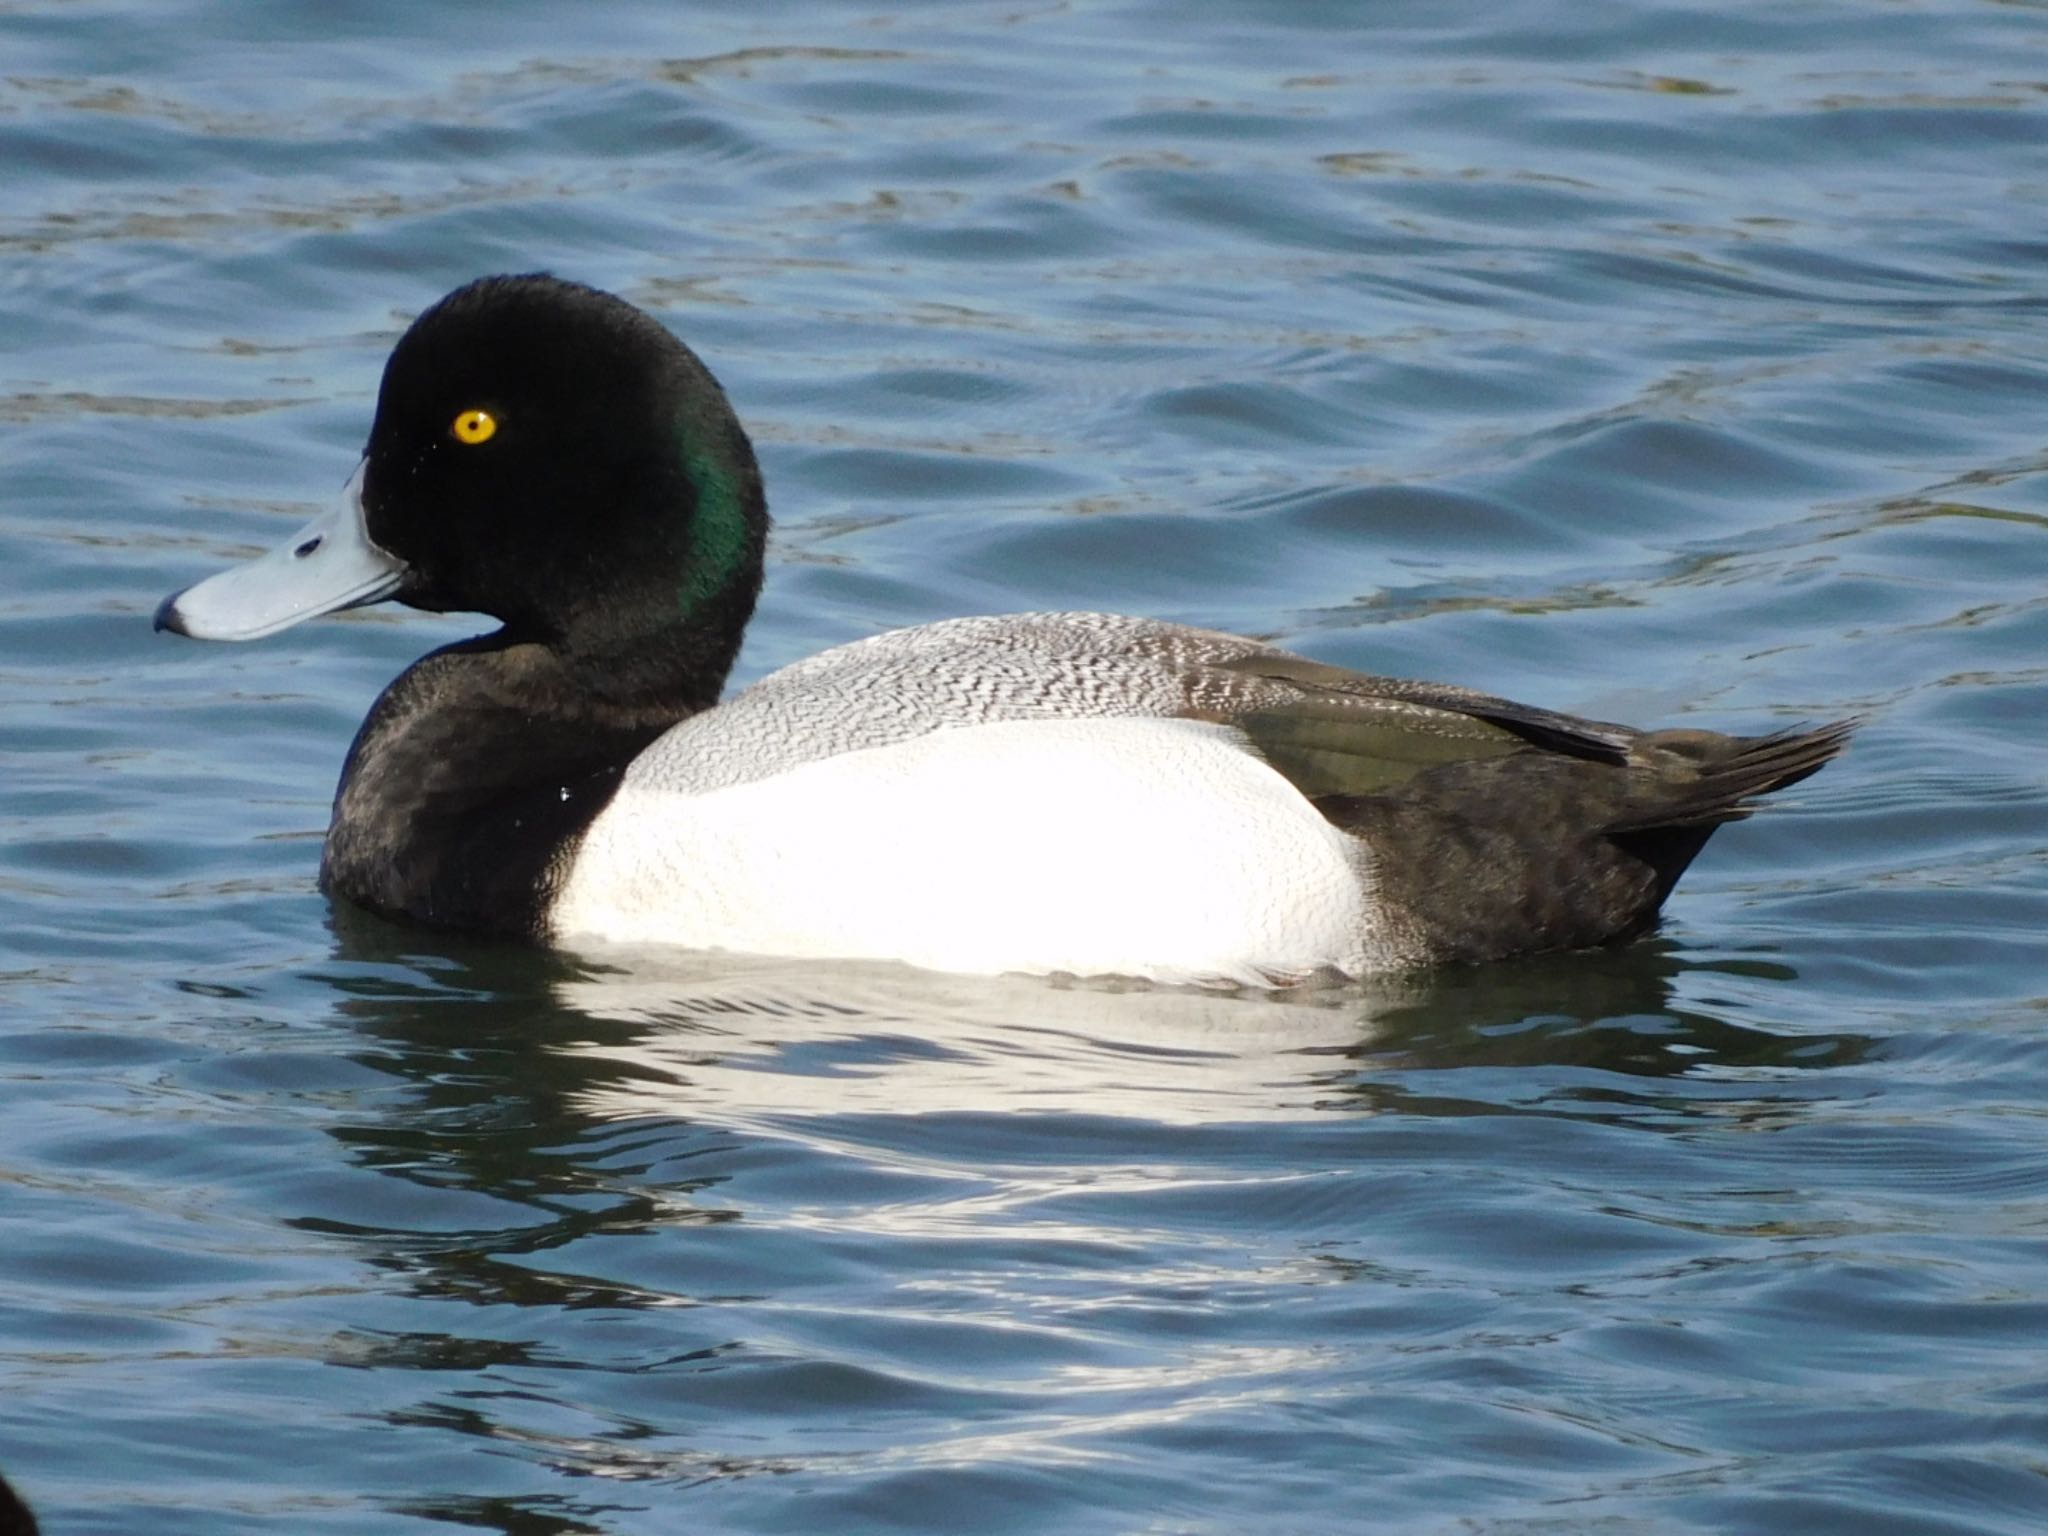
[293, 918, 1887, 1531]
[320, 910, 1872, 1150]
[1324, 946, 1876, 1124]
[554, 950, 1385, 1130]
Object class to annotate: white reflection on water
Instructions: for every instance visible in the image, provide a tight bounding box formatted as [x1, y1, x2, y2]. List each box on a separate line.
[550, 948, 1410, 1129]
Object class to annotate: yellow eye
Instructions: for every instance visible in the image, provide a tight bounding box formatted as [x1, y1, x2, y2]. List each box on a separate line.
[451, 408, 498, 445]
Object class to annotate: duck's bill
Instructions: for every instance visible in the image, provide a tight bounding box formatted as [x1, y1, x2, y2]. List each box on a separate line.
[155, 465, 406, 641]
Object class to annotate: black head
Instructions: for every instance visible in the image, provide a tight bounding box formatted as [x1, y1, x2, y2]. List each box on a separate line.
[303, 278, 761, 704]
[158, 275, 766, 703]
[363, 274, 767, 679]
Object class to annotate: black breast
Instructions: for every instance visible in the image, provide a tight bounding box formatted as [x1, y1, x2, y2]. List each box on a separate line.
[319, 638, 679, 938]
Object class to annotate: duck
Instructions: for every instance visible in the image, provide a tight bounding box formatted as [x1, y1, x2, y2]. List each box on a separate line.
[157, 274, 1850, 988]
[0, 1470, 37, 1536]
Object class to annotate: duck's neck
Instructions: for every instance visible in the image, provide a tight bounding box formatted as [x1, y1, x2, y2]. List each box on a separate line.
[558, 563, 759, 717]
[319, 621, 732, 938]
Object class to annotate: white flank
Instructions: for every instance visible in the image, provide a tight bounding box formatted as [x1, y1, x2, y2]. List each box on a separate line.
[551, 716, 1389, 986]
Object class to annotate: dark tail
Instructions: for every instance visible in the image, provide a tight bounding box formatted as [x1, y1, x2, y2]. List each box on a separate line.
[1610, 719, 1857, 833]
[1607, 718, 1856, 906]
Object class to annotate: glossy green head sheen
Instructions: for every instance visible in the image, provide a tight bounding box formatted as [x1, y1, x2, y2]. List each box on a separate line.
[679, 434, 753, 614]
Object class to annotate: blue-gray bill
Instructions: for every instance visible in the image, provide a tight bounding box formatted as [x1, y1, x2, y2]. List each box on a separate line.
[154, 464, 404, 641]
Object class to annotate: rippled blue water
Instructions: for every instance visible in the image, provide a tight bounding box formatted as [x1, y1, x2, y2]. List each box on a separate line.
[4, 1, 2046, 1531]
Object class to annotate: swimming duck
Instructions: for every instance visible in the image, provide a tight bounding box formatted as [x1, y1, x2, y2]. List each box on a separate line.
[0, 1470, 37, 1536]
[158, 274, 1849, 987]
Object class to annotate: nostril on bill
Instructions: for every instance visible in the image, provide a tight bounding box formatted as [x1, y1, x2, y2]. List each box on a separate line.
[294, 536, 324, 558]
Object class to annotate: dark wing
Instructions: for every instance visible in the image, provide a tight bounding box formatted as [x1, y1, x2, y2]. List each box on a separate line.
[1302, 716, 1855, 964]
[1182, 647, 1851, 965]
[1195, 651, 1635, 800]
